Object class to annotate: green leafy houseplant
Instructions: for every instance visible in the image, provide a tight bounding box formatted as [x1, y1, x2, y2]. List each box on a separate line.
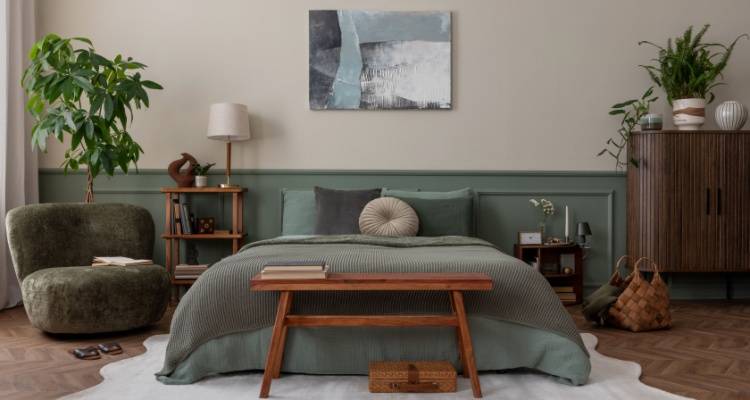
[192, 162, 215, 176]
[598, 87, 659, 170]
[639, 24, 747, 104]
[22, 34, 163, 202]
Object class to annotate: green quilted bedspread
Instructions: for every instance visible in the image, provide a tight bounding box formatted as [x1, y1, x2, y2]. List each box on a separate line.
[156, 235, 590, 385]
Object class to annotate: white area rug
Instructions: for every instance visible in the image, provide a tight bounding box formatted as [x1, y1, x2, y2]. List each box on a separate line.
[61, 333, 690, 400]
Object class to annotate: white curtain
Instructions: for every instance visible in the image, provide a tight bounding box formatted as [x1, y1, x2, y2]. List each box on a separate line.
[0, 0, 37, 310]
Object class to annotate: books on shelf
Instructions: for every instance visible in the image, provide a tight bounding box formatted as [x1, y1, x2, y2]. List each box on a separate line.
[171, 198, 197, 235]
[92, 257, 153, 267]
[174, 263, 209, 279]
[553, 286, 576, 303]
[260, 261, 329, 280]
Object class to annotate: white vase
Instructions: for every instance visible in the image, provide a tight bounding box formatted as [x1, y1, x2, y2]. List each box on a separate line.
[195, 175, 208, 188]
[715, 101, 748, 131]
[672, 98, 706, 130]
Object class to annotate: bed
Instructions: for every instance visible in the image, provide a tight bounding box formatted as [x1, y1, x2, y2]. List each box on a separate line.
[156, 233, 590, 385]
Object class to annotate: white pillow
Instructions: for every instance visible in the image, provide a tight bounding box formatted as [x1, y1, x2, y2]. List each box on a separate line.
[358, 197, 419, 237]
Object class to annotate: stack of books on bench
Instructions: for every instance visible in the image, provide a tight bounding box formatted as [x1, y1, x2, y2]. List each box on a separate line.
[174, 264, 209, 279]
[260, 261, 329, 280]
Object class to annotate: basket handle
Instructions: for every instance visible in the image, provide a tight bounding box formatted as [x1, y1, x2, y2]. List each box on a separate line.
[634, 256, 662, 276]
[609, 255, 631, 281]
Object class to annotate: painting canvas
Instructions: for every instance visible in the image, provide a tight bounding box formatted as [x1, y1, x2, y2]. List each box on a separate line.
[309, 10, 452, 110]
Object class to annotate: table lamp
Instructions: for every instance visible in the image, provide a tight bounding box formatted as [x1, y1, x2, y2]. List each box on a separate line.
[577, 222, 592, 248]
[207, 103, 251, 188]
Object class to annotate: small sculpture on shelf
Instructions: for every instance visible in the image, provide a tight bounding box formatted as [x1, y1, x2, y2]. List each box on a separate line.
[168, 153, 198, 187]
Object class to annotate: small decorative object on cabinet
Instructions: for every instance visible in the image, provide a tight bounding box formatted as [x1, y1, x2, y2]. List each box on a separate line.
[639, 113, 663, 131]
[207, 103, 251, 188]
[192, 162, 215, 188]
[577, 222, 592, 248]
[514, 243, 583, 305]
[168, 153, 198, 187]
[716, 101, 748, 130]
[161, 186, 246, 288]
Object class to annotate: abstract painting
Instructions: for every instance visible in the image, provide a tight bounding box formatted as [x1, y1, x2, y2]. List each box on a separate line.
[309, 10, 451, 110]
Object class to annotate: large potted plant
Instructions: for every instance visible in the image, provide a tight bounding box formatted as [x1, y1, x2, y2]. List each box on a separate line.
[639, 25, 746, 130]
[22, 34, 163, 202]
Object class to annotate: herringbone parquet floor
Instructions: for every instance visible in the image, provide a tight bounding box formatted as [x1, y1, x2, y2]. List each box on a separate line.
[0, 301, 747, 399]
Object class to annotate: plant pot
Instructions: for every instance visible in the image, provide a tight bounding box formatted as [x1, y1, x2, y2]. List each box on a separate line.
[672, 98, 706, 130]
[715, 101, 748, 131]
[195, 175, 208, 188]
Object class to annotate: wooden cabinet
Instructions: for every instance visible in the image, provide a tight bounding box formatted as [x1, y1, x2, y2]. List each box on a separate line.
[628, 131, 750, 272]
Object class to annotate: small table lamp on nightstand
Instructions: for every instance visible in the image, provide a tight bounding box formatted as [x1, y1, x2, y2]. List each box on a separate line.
[207, 103, 251, 188]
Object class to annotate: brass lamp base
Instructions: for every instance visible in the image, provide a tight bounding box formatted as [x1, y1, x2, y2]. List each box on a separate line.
[219, 183, 240, 188]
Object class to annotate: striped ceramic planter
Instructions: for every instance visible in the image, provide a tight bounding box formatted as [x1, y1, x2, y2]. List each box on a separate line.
[715, 101, 748, 131]
[673, 98, 705, 130]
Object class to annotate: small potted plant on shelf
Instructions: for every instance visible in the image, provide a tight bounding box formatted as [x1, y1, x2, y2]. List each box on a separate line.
[639, 24, 747, 130]
[192, 162, 215, 188]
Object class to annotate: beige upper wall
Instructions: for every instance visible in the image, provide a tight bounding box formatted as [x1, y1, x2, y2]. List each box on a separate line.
[36, 0, 750, 170]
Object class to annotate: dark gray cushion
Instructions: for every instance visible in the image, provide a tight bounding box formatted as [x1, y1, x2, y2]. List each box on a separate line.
[382, 188, 475, 236]
[314, 187, 382, 234]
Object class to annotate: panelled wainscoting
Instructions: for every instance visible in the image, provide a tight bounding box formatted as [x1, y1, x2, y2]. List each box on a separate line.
[37, 169, 750, 298]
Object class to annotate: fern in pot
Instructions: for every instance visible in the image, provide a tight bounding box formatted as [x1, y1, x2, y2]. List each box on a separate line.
[640, 25, 746, 130]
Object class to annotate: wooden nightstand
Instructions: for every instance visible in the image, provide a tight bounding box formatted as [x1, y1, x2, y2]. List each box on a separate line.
[161, 187, 247, 287]
[513, 243, 583, 305]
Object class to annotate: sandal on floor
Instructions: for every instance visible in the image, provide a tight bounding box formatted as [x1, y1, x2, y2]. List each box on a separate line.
[71, 346, 101, 360]
[97, 342, 123, 355]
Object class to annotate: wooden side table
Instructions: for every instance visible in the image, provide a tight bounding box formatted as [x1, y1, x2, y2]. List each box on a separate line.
[514, 243, 583, 304]
[250, 273, 493, 399]
[161, 187, 247, 287]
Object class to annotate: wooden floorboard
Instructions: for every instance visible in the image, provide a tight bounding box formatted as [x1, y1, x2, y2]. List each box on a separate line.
[0, 300, 748, 399]
[0, 305, 172, 400]
[573, 300, 750, 400]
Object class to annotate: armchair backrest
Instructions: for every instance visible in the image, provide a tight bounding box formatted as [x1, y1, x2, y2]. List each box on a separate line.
[5, 203, 155, 281]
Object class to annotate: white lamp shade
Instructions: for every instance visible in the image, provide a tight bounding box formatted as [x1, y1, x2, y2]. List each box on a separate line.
[207, 103, 251, 142]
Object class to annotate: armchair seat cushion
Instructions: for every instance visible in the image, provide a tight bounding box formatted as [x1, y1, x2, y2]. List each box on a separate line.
[21, 265, 170, 334]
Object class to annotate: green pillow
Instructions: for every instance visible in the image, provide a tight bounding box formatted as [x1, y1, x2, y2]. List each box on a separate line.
[281, 189, 316, 235]
[382, 188, 474, 236]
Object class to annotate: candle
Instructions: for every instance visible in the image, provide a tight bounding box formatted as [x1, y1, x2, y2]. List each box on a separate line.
[565, 206, 569, 241]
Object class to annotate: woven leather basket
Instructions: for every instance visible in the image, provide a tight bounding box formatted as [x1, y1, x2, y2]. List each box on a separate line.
[369, 361, 456, 393]
[608, 256, 672, 332]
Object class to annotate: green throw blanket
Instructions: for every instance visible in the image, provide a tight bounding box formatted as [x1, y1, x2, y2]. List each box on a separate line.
[157, 235, 590, 384]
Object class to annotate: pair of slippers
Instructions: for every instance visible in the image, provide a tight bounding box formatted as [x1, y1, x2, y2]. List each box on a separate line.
[71, 343, 123, 360]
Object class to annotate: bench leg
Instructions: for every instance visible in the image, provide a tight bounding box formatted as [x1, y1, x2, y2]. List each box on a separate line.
[451, 291, 482, 398]
[272, 293, 293, 378]
[450, 292, 470, 378]
[259, 291, 292, 398]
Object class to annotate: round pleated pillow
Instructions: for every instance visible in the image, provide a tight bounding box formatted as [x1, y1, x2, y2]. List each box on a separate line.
[359, 197, 419, 237]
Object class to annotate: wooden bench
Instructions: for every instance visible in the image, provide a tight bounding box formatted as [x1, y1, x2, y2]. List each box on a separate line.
[250, 272, 493, 398]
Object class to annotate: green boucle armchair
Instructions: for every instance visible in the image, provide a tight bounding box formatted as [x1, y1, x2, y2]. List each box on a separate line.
[5, 203, 170, 334]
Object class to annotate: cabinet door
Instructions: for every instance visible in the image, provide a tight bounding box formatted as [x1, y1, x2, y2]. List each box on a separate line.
[721, 134, 750, 271]
[677, 133, 722, 271]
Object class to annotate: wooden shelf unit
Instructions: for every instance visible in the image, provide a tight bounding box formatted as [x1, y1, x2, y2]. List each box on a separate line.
[513, 243, 583, 305]
[161, 186, 247, 286]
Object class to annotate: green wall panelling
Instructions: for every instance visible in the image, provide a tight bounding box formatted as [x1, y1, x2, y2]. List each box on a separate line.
[34, 168, 640, 297]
